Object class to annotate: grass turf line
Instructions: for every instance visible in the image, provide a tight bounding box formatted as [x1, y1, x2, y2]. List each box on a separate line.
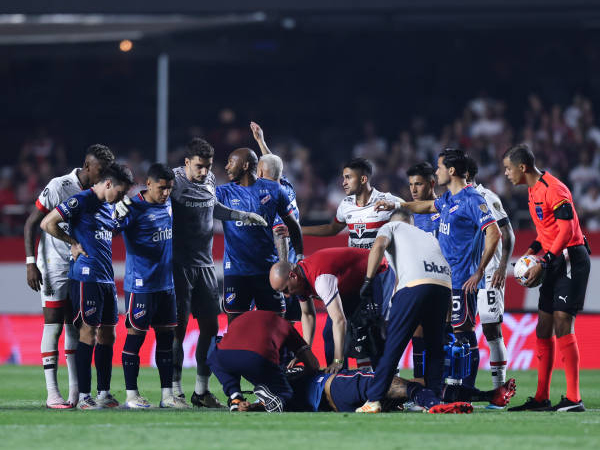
[0, 366, 598, 450]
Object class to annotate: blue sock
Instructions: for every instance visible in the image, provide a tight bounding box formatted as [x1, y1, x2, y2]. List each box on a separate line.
[456, 331, 479, 389]
[406, 381, 440, 409]
[122, 334, 145, 391]
[95, 343, 113, 392]
[75, 341, 94, 394]
[156, 331, 174, 388]
[412, 336, 425, 379]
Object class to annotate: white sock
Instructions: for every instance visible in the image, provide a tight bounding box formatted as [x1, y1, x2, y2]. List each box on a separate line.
[64, 324, 79, 403]
[126, 389, 140, 400]
[195, 374, 209, 395]
[173, 380, 183, 396]
[488, 337, 507, 388]
[356, 358, 372, 372]
[97, 390, 111, 398]
[161, 387, 173, 401]
[41, 323, 63, 398]
[79, 392, 91, 402]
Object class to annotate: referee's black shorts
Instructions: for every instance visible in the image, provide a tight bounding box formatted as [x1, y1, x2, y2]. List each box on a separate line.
[538, 245, 590, 316]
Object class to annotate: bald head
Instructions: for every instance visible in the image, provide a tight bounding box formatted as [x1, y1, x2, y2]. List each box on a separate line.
[270, 261, 294, 290]
[232, 148, 258, 171]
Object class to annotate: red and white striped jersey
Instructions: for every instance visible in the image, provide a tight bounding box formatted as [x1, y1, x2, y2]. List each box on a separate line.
[335, 188, 403, 248]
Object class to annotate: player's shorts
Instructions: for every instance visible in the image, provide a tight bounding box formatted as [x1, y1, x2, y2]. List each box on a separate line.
[476, 273, 504, 324]
[70, 280, 118, 327]
[539, 245, 590, 316]
[124, 289, 177, 331]
[38, 264, 69, 308]
[329, 370, 373, 412]
[451, 289, 477, 327]
[222, 274, 286, 314]
[173, 263, 220, 319]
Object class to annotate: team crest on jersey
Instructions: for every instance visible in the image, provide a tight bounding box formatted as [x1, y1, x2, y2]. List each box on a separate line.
[67, 198, 78, 208]
[449, 205, 459, 214]
[493, 202, 501, 211]
[225, 293, 236, 305]
[62, 180, 72, 187]
[536, 205, 543, 220]
[354, 223, 367, 237]
[479, 204, 489, 213]
[42, 188, 49, 197]
[133, 310, 146, 320]
[260, 194, 271, 204]
[85, 307, 96, 317]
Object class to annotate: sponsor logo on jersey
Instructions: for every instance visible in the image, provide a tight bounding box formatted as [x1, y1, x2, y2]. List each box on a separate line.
[152, 227, 172, 242]
[147, 214, 156, 221]
[480, 214, 494, 223]
[535, 205, 543, 220]
[67, 198, 78, 208]
[94, 228, 113, 241]
[449, 205, 459, 214]
[431, 213, 440, 221]
[423, 261, 451, 275]
[231, 199, 240, 206]
[62, 180, 72, 187]
[439, 221, 451, 235]
[185, 199, 215, 208]
[493, 202, 501, 211]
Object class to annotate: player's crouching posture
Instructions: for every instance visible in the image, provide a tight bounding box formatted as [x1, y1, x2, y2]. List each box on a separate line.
[503, 144, 590, 412]
[24, 144, 115, 408]
[41, 163, 134, 410]
[118, 163, 189, 409]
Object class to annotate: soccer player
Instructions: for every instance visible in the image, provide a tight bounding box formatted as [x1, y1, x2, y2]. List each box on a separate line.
[466, 157, 515, 392]
[406, 161, 440, 385]
[216, 147, 303, 321]
[377, 149, 501, 388]
[40, 163, 134, 409]
[355, 209, 454, 413]
[301, 158, 403, 249]
[207, 310, 320, 412]
[118, 163, 188, 409]
[170, 138, 266, 407]
[503, 144, 589, 412]
[269, 247, 395, 373]
[24, 144, 115, 408]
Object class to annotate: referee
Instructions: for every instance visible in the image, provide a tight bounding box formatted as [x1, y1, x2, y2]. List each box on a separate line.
[503, 144, 590, 412]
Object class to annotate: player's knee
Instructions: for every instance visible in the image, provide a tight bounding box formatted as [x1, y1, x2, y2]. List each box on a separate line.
[43, 307, 64, 324]
[553, 312, 574, 337]
[482, 323, 502, 340]
[79, 325, 97, 345]
[123, 333, 145, 355]
[535, 312, 554, 338]
[97, 326, 116, 345]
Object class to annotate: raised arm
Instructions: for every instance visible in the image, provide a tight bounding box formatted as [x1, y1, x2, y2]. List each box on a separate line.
[250, 121, 271, 155]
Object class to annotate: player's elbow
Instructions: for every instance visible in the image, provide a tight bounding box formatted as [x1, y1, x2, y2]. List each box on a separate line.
[39, 216, 51, 233]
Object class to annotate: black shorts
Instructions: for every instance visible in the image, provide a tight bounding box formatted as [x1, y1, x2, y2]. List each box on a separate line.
[539, 245, 590, 316]
[124, 289, 177, 331]
[450, 289, 477, 327]
[222, 274, 286, 314]
[173, 263, 220, 319]
[70, 280, 118, 327]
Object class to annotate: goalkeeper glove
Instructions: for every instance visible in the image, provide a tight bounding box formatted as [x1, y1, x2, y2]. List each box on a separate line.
[240, 212, 267, 226]
[112, 195, 132, 221]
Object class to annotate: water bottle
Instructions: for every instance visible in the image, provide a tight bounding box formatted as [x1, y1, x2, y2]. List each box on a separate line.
[445, 337, 471, 385]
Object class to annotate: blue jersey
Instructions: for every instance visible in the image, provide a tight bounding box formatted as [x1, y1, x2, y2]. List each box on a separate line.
[413, 212, 440, 237]
[120, 192, 174, 293]
[434, 186, 496, 289]
[56, 189, 116, 283]
[273, 176, 300, 263]
[216, 178, 293, 276]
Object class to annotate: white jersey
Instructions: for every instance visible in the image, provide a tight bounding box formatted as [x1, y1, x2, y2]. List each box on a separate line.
[377, 221, 451, 295]
[35, 168, 83, 270]
[335, 188, 403, 249]
[473, 183, 509, 275]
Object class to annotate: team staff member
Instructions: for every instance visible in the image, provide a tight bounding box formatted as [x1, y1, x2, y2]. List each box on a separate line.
[41, 163, 134, 410]
[503, 144, 589, 412]
[376, 149, 501, 389]
[302, 158, 403, 249]
[24, 144, 115, 408]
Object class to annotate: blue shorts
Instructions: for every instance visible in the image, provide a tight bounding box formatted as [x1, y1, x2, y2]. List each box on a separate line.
[222, 274, 285, 314]
[70, 280, 118, 327]
[329, 370, 374, 412]
[451, 289, 477, 327]
[124, 289, 177, 331]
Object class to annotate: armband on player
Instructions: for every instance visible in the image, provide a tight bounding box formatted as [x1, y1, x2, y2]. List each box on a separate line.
[553, 202, 574, 220]
[528, 240, 542, 254]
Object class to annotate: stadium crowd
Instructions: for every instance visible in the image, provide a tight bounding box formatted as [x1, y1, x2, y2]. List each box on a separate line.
[2, 91, 600, 235]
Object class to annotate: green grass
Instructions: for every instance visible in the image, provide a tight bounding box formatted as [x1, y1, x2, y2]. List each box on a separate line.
[0, 366, 599, 449]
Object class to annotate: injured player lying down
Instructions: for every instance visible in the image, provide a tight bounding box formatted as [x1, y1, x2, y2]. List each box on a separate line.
[235, 368, 516, 413]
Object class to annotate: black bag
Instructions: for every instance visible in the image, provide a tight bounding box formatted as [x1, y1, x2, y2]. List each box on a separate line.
[344, 302, 385, 360]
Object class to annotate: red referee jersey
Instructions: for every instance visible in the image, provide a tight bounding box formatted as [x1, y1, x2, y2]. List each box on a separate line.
[528, 171, 584, 253]
[297, 247, 388, 305]
[217, 310, 308, 365]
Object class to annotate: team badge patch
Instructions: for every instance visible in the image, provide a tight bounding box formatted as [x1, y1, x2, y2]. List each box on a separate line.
[260, 194, 271, 204]
[85, 307, 96, 317]
[479, 204, 489, 213]
[354, 223, 366, 237]
[133, 310, 146, 320]
[225, 293, 236, 305]
[67, 198, 78, 208]
[536, 205, 543, 220]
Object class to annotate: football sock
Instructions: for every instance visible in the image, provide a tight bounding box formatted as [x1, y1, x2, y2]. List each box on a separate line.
[487, 337, 507, 388]
[122, 334, 144, 391]
[195, 333, 213, 380]
[41, 323, 62, 398]
[172, 337, 184, 393]
[406, 381, 440, 409]
[534, 336, 555, 402]
[126, 389, 140, 401]
[64, 324, 79, 403]
[95, 343, 113, 392]
[455, 331, 479, 388]
[156, 331, 174, 389]
[411, 336, 425, 379]
[75, 341, 94, 395]
[195, 375, 209, 395]
[557, 333, 581, 402]
[161, 387, 174, 400]
[356, 358, 373, 371]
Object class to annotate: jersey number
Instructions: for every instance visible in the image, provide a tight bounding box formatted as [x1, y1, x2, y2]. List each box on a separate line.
[487, 291, 496, 306]
[452, 297, 461, 312]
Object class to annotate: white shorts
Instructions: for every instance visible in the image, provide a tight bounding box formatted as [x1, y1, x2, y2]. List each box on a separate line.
[476, 273, 505, 324]
[39, 264, 70, 308]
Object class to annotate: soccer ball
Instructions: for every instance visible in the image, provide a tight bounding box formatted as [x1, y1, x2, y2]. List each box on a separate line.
[513, 255, 542, 287]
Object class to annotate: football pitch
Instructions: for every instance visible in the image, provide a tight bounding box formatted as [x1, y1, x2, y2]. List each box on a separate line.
[0, 366, 599, 450]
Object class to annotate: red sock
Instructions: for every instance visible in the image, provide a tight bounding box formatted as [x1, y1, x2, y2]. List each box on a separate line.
[534, 336, 555, 402]
[557, 333, 581, 402]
